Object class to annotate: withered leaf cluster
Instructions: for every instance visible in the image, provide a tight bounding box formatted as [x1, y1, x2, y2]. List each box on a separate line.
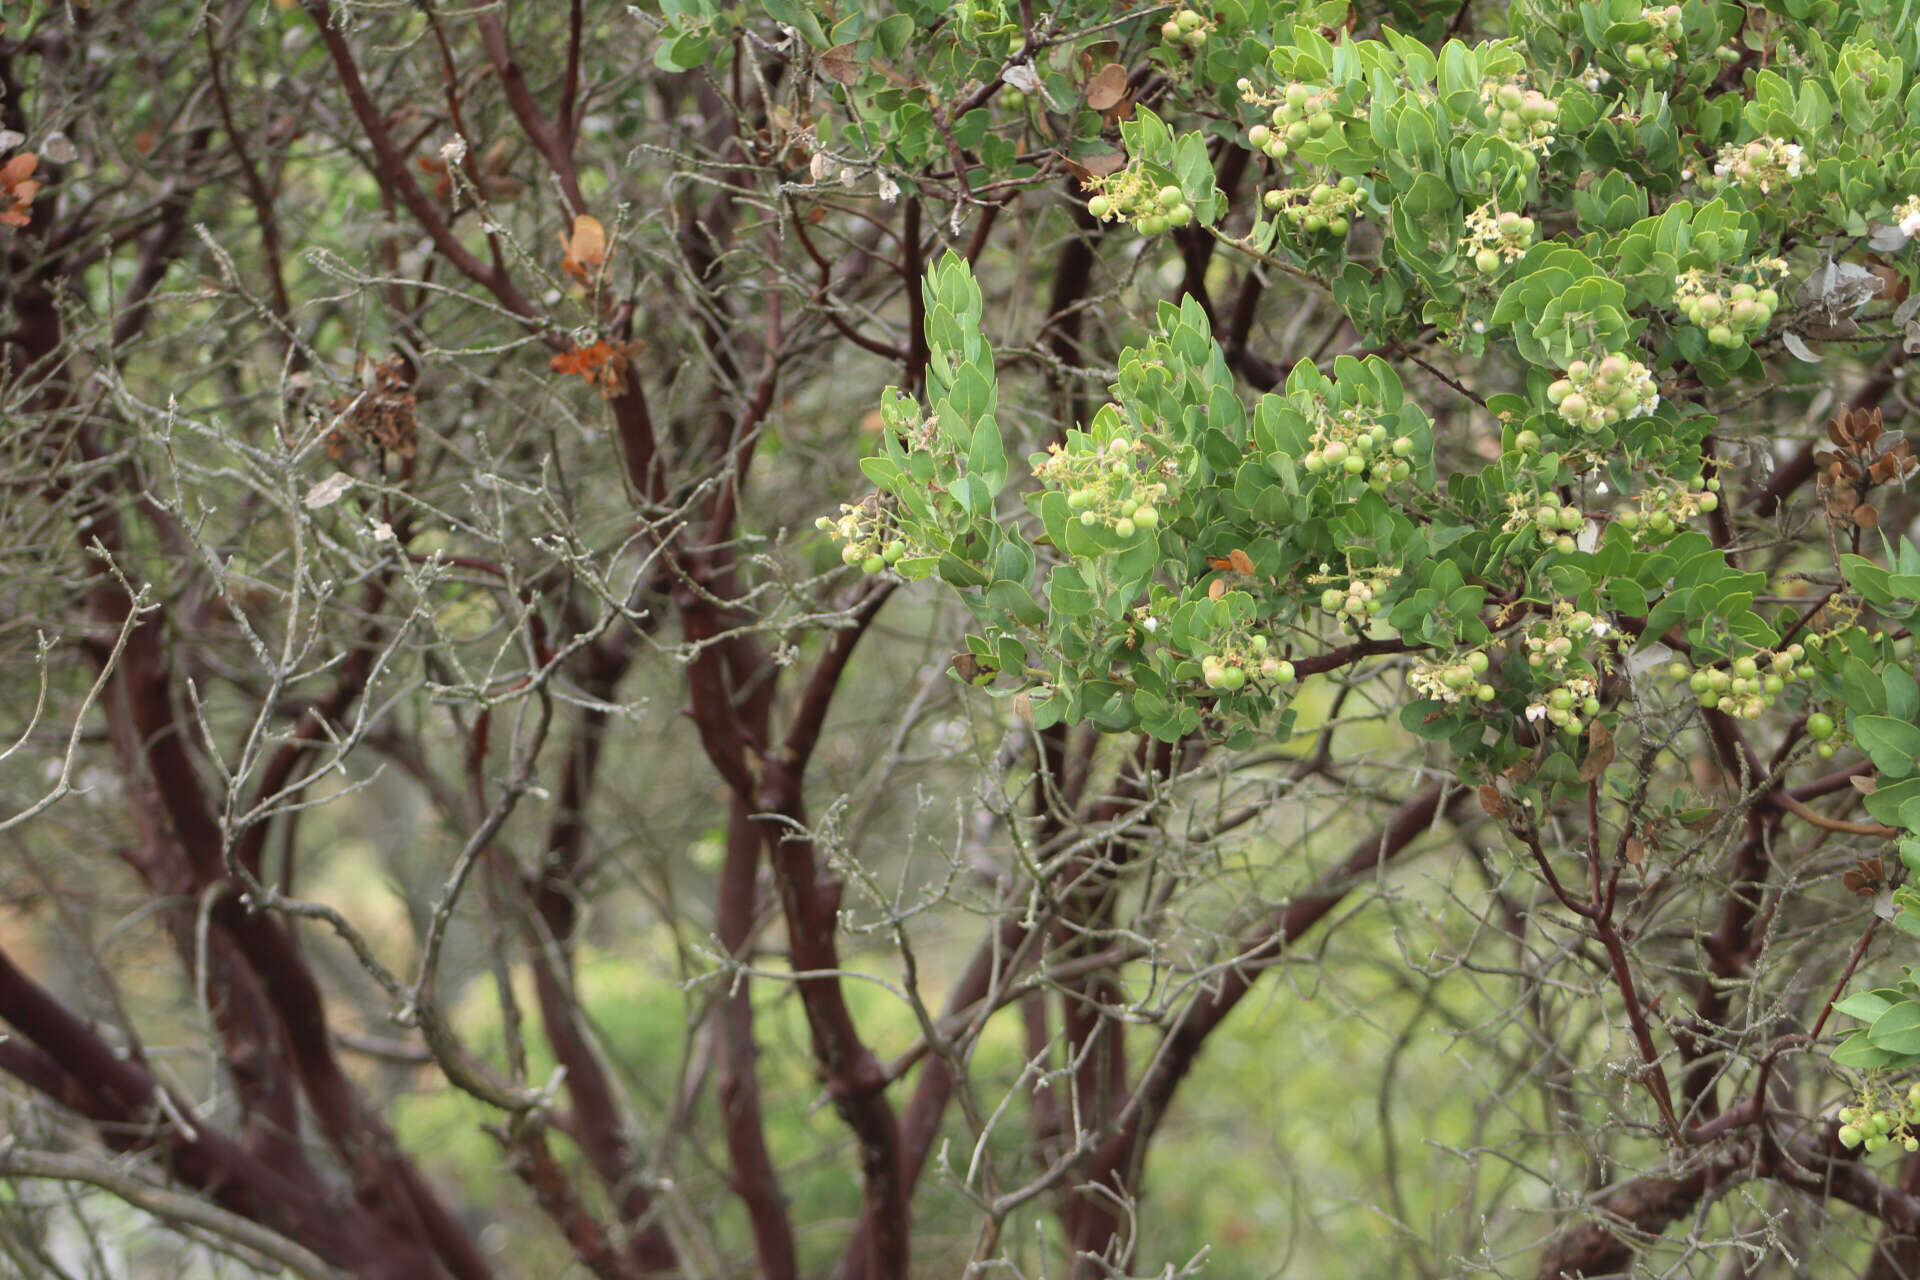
[324, 354, 419, 462]
[1814, 405, 1917, 530]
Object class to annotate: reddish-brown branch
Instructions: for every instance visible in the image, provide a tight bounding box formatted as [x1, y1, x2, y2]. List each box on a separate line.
[301, 1, 540, 319]
[475, 11, 588, 217]
[716, 796, 800, 1280]
[520, 635, 678, 1271]
[1066, 779, 1466, 1273]
[0, 943, 429, 1278]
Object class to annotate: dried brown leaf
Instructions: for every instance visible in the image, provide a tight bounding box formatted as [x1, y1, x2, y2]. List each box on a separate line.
[1579, 720, 1616, 782]
[820, 43, 861, 86]
[1086, 63, 1129, 111]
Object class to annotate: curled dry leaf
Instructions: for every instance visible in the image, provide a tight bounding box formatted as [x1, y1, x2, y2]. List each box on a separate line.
[1477, 784, 1509, 820]
[1, 152, 40, 227]
[304, 472, 355, 509]
[560, 214, 608, 280]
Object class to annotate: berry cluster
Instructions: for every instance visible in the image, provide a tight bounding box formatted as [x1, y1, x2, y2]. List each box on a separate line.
[1546, 354, 1660, 432]
[1673, 265, 1785, 349]
[1299, 408, 1416, 491]
[1524, 500, 1588, 554]
[1619, 5, 1683, 72]
[1612, 474, 1719, 541]
[1673, 642, 1810, 721]
[1479, 78, 1559, 154]
[1838, 1083, 1920, 1153]
[1410, 650, 1497, 706]
[1464, 201, 1537, 276]
[1521, 606, 1611, 737]
[1242, 79, 1346, 162]
[1263, 177, 1361, 240]
[1085, 172, 1193, 235]
[1201, 633, 1296, 692]
[1159, 7, 1211, 50]
[1315, 567, 1397, 627]
[817, 499, 908, 576]
[1805, 705, 1848, 758]
[1703, 137, 1807, 197]
[1033, 434, 1171, 538]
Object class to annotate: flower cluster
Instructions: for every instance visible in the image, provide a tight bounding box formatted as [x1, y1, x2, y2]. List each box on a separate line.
[817, 497, 908, 575]
[1263, 177, 1361, 240]
[1464, 201, 1537, 276]
[1546, 354, 1659, 432]
[1612, 474, 1719, 541]
[1411, 650, 1496, 705]
[1033, 434, 1171, 537]
[1895, 195, 1920, 239]
[1838, 1082, 1920, 1153]
[1299, 403, 1416, 491]
[1673, 642, 1809, 721]
[1242, 78, 1347, 162]
[1673, 263, 1785, 348]
[1705, 137, 1807, 195]
[1479, 78, 1559, 154]
[1085, 171, 1193, 235]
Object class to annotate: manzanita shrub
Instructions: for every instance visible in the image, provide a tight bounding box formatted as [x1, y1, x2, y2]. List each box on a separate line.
[810, 0, 1920, 1143]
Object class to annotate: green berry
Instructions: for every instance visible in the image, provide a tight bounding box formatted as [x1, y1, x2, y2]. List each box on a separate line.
[861, 554, 886, 574]
[1807, 712, 1836, 740]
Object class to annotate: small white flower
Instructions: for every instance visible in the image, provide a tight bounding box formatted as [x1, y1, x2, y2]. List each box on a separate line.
[369, 520, 395, 542]
[1525, 703, 1548, 723]
[1589, 617, 1611, 637]
[877, 173, 900, 204]
[440, 135, 468, 164]
[1143, 617, 1159, 632]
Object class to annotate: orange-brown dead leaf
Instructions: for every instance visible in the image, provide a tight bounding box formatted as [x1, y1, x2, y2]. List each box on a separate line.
[550, 337, 643, 397]
[560, 214, 608, 281]
[2, 151, 40, 228]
